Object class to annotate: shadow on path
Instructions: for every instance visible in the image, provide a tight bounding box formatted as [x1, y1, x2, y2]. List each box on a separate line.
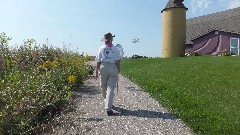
[77, 117, 104, 122]
[112, 105, 177, 120]
[75, 85, 101, 95]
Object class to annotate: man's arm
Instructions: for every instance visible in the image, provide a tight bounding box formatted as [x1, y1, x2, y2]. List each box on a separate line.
[95, 62, 101, 79]
[115, 60, 120, 74]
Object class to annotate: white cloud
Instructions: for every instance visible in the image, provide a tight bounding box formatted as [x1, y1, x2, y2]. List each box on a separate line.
[189, 0, 240, 14]
[226, 0, 240, 9]
[218, 0, 240, 9]
[190, 0, 212, 13]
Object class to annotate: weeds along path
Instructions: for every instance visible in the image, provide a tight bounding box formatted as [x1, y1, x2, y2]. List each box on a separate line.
[43, 61, 194, 135]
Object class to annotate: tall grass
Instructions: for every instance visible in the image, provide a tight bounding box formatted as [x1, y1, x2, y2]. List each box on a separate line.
[121, 56, 240, 135]
[0, 33, 91, 134]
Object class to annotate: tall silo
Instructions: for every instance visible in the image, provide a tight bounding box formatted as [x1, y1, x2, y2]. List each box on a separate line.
[161, 0, 188, 58]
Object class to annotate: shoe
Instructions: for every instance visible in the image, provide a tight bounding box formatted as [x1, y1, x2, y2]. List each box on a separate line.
[107, 110, 113, 115]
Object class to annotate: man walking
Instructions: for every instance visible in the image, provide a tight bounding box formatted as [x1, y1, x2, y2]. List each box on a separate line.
[95, 32, 120, 115]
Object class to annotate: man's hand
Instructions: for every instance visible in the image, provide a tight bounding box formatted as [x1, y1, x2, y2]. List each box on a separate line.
[95, 62, 101, 80]
[115, 60, 120, 74]
[95, 70, 99, 80]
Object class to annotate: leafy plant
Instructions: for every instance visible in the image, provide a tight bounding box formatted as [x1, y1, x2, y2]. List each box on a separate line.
[0, 32, 90, 134]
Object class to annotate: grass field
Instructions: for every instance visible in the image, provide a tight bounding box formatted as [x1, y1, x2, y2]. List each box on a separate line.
[121, 56, 240, 135]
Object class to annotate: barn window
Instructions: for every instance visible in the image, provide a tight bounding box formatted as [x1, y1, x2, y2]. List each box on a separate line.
[230, 38, 239, 55]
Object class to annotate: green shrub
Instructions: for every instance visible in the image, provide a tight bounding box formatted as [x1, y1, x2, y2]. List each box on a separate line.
[0, 32, 90, 134]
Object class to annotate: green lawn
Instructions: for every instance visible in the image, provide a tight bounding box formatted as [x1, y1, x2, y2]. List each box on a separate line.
[120, 56, 240, 135]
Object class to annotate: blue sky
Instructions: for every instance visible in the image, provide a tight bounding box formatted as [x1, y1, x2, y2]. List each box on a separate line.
[1, 0, 240, 57]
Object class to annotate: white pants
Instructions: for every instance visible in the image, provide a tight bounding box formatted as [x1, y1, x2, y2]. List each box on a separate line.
[100, 62, 118, 111]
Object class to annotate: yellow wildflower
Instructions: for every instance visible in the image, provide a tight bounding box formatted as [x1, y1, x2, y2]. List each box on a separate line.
[68, 75, 77, 83]
[51, 60, 58, 67]
[11, 60, 17, 63]
[39, 60, 52, 70]
[84, 53, 90, 61]
[84, 54, 89, 59]
[43, 61, 51, 67]
[39, 64, 45, 69]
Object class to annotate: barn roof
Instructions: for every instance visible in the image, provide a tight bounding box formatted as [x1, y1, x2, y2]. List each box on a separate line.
[186, 7, 240, 44]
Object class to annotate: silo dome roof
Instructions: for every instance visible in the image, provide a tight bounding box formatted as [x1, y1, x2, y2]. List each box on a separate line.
[161, 0, 188, 13]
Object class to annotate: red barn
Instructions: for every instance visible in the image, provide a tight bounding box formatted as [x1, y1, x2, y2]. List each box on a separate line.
[185, 7, 240, 56]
